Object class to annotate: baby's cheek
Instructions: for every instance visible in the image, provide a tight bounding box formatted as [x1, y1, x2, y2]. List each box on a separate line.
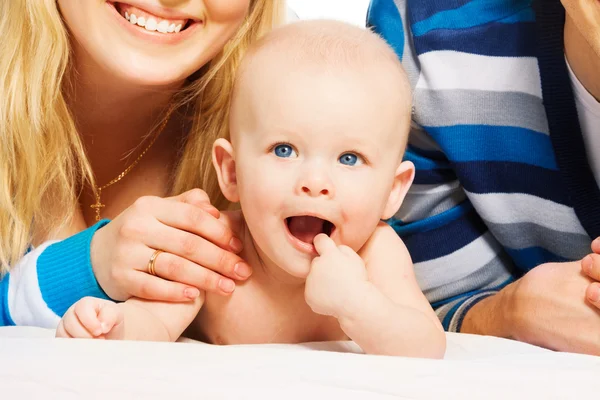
[341, 205, 382, 251]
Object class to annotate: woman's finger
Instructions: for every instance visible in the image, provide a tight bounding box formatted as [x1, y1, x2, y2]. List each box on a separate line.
[168, 189, 220, 219]
[144, 221, 251, 281]
[149, 250, 236, 295]
[154, 200, 242, 253]
[127, 268, 230, 302]
[123, 269, 201, 302]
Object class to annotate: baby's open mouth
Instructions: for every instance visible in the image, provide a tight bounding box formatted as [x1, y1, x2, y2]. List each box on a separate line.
[286, 216, 335, 245]
[112, 2, 198, 34]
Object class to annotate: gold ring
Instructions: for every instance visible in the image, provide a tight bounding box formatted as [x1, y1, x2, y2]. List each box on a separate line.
[147, 249, 164, 276]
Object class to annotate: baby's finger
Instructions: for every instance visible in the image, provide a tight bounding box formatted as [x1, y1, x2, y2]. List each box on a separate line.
[313, 234, 337, 256]
[338, 245, 358, 258]
[62, 311, 96, 339]
[74, 297, 106, 336]
[55, 320, 72, 338]
[97, 302, 124, 336]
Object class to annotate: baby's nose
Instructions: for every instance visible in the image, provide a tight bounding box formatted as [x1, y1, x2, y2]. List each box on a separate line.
[299, 174, 334, 198]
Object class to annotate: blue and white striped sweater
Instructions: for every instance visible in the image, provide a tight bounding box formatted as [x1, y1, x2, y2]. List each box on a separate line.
[369, 0, 597, 331]
[0, 220, 110, 327]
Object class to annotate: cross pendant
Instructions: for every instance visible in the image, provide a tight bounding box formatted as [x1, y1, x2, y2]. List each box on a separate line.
[90, 196, 105, 222]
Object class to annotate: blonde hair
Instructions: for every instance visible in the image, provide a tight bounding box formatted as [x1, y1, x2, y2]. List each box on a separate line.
[0, 0, 284, 273]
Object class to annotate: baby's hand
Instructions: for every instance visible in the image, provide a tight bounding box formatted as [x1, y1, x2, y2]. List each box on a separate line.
[305, 234, 369, 318]
[56, 297, 124, 340]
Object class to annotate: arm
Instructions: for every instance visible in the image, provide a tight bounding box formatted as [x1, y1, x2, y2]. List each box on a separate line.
[306, 227, 445, 358]
[2, 188, 248, 328]
[57, 294, 204, 342]
[341, 224, 445, 359]
[112, 296, 204, 341]
[1, 220, 111, 328]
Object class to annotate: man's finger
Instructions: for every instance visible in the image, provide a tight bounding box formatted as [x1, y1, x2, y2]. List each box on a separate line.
[586, 282, 600, 310]
[313, 234, 337, 256]
[592, 238, 600, 255]
[582, 254, 600, 282]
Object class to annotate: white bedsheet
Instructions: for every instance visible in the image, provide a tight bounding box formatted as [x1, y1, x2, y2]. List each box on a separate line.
[1, 327, 597, 399]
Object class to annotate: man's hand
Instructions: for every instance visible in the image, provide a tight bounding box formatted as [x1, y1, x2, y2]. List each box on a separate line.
[463, 260, 600, 355]
[583, 239, 600, 307]
[304, 234, 369, 318]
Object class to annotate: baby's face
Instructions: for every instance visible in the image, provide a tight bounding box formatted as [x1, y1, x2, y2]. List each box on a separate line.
[229, 64, 412, 278]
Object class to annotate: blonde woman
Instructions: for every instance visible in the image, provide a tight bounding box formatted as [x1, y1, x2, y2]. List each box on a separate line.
[0, 0, 283, 328]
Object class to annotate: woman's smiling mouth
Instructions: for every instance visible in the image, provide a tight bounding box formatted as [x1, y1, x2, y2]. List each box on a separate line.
[108, 2, 202, 36]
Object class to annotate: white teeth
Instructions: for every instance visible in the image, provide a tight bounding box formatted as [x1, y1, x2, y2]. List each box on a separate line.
[144, 17, 157, 31]
[157, 20, 169, 33]
[122, 11, 185, 34]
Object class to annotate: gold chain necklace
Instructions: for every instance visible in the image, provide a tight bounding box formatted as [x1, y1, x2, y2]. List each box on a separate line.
[91, 107, 175, 222]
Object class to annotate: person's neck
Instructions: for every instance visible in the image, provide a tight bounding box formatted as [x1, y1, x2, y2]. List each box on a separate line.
[66, 53, 186, 186]
[564, 15, 600, 102]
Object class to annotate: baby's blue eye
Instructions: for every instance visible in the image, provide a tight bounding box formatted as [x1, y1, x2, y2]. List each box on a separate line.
[273, 144, 297, 158]
[339, 153, 362, 166]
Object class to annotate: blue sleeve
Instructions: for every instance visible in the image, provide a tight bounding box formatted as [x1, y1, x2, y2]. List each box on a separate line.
[0, 219, 111, 327]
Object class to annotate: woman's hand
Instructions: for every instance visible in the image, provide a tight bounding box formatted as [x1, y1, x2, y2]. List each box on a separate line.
[90, 189, 251, 302]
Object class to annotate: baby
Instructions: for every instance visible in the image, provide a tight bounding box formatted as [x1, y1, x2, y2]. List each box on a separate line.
[57, 20, 446, 358]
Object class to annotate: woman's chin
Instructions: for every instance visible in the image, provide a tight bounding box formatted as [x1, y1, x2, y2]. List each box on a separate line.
[107, 57, 193, 89]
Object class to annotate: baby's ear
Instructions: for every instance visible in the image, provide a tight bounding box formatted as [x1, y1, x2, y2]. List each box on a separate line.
[212, 138, 239, 203]
[381, 161, 415, 220]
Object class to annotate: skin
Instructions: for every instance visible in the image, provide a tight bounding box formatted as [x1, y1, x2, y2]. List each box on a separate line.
[461, 0, 600, 355]
[50, 0, 256, 302]
[57, 21, 446, 358]
[563, 0, 600, 100]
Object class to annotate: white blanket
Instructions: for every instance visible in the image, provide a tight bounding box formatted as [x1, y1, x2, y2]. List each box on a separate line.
[1, 327, 597, 399]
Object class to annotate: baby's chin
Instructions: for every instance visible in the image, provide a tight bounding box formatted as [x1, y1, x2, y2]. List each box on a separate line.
[273, 254, 313, 280]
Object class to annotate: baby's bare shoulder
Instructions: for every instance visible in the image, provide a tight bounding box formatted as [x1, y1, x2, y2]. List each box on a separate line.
[361, 223, 407, 256]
